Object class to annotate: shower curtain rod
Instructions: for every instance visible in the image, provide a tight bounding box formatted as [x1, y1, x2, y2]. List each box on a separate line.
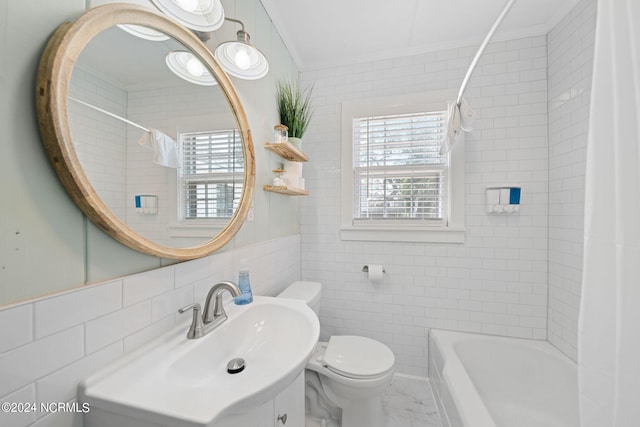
[68, 96, 150, 133]
[456, 0, 517, 106]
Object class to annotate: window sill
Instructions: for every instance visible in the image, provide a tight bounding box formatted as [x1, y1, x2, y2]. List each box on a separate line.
[340, 225, 466, 243]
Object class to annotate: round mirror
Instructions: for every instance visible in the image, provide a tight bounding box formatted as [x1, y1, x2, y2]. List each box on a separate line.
[36, 4, 255, 260]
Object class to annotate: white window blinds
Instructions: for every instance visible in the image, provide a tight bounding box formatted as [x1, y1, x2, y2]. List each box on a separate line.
[180, 129, 243, 219]
[352, 111, 448, 222]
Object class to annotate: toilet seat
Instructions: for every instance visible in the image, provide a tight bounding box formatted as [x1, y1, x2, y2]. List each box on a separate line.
[322, 336, 394, 380]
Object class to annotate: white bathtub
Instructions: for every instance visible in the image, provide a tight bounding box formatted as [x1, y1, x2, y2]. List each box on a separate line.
[428, 329, 579, 427]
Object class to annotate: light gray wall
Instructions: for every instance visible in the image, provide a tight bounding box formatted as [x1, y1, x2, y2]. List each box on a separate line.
[1, 0, 87, 305]
[0, 0, 300, 306]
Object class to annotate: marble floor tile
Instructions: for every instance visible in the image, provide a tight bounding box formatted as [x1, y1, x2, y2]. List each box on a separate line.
[305, 374, 442, 427]
[382, 375, 443, 427]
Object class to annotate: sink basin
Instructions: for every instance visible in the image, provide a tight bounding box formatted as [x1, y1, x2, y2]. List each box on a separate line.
[80, 296, 320, 426]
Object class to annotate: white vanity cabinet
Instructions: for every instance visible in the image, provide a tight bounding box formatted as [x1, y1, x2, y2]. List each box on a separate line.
[85, 371, 305, 427]
[214, 400, 273, 427]
[274, 371, 305, 425]
[215, 371, 305, 427]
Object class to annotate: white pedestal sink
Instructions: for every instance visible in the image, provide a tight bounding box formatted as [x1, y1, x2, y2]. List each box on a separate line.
[79, 296, 320, 427]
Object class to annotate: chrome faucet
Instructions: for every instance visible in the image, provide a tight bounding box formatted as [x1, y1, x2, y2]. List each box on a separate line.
[178, 281, 241, 339]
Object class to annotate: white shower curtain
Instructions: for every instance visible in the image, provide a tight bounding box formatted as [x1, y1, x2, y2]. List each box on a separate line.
[578, 0, 640, 426]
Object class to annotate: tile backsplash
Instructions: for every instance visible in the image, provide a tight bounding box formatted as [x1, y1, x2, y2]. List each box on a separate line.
[0, 235, 300, 427]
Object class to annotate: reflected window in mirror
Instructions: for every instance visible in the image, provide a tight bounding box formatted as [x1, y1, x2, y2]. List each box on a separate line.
[179, 129, 244, 221]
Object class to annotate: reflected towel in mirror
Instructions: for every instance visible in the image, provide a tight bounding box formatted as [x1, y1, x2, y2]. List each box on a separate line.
[138, 129, 180, 168]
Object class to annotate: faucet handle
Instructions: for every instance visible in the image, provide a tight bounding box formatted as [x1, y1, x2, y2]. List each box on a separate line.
[178, 303, 200, 314]
[178, 303, 204, 339]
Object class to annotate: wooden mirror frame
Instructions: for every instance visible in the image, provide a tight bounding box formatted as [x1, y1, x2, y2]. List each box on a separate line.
[36, 4, 255, 260]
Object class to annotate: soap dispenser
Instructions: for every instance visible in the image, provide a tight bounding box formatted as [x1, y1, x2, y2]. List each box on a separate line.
[234, 259, 253, 305]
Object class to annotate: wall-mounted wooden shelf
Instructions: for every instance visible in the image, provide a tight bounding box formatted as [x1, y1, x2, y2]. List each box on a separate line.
[264, 142, 309, 162]
[264, 141, 309, 196]
[263, 185, 309, 196]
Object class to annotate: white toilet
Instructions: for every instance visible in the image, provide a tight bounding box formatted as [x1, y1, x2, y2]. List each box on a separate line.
[278, 281, 395, 427]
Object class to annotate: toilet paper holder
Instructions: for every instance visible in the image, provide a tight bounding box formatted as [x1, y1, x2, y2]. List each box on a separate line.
[362, 265, 386, 273]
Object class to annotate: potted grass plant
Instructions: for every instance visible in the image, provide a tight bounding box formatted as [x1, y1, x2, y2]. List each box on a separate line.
[276, 80, 314, 150]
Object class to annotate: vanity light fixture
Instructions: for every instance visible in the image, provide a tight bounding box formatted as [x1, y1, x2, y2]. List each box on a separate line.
[214, 18, 269, 80]
[165, 50, 218, 86]
[150, 0, 225, 32]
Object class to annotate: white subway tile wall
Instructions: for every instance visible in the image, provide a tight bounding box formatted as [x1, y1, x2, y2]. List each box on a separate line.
[298, 0, 597, 371]
[0, 305, 33, 354]
[301, 31, 592, 376]
[0, 235, 300, 426]
[300, 35, 552, 376]
[547, 0, 596, 361]
[34, 280, 122, 340]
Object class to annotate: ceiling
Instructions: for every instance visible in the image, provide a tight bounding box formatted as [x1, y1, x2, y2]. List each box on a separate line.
[260, 0, 580, 71]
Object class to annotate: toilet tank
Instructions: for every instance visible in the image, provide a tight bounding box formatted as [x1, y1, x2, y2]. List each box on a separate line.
[277, 281, 322, 316]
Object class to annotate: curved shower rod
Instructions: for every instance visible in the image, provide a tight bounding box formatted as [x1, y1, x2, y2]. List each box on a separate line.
[456, 0, 517, 106]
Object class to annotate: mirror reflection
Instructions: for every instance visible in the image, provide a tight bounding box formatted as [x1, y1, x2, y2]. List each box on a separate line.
[67, 25, 244, 248]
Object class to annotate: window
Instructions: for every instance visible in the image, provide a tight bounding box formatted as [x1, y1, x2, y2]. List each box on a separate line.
[179, 129, 243, 220]
[341, 92, 465, 243]
[353, 111, 448, 224]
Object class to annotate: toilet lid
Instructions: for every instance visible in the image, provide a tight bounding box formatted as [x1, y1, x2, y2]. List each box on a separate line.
[322, 336, 394, 379]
